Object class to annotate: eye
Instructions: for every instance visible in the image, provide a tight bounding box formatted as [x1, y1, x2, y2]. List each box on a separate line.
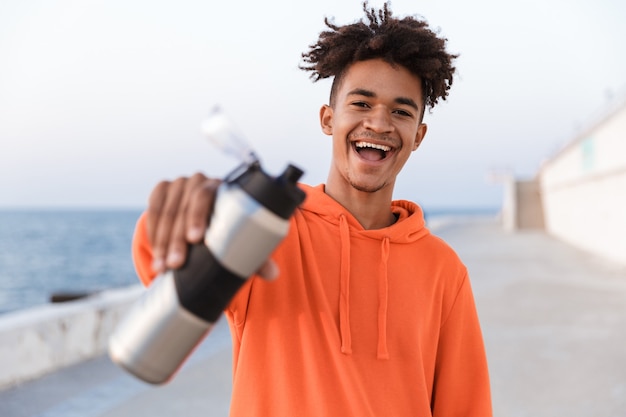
[392, 109, 413, 117]
[351, 101, 370, 109]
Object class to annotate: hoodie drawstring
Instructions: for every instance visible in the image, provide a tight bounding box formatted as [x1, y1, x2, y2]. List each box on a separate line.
[377, 237, 390, 360]
[339, 215, 352, 354]
[338, 214, 391, 359]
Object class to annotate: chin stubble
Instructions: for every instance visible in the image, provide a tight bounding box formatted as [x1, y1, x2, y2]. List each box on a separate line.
[349, 178, 386, 193]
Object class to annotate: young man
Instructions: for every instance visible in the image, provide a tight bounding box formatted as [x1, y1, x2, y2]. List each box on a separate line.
[132, 2, 492, 416]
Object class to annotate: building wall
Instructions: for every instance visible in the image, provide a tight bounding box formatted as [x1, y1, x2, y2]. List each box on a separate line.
[501, 177, 545, 231]
[539, 102, 626, 265]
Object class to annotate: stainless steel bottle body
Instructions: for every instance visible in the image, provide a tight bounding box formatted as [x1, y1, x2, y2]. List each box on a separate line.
[109, 163, 305, 384]
[206, 185, 290, 277]
[108, 270, 212, 384]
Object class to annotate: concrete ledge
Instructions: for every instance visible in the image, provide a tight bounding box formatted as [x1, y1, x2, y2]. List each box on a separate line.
[0, 284, 144, 390]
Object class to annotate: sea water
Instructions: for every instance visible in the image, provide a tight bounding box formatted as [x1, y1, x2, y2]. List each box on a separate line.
[0, 209, 143, 315]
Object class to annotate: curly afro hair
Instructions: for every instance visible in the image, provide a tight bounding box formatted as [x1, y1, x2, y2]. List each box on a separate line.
[300, 1, 458, 112]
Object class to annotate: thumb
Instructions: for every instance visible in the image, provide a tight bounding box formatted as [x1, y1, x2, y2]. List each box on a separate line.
[257, 259, 279, 281]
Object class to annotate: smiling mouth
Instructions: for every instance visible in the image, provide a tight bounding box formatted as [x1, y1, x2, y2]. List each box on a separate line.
[354, 141, 392, 161]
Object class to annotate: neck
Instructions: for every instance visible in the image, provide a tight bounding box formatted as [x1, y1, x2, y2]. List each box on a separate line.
[324, 180, 396, 230]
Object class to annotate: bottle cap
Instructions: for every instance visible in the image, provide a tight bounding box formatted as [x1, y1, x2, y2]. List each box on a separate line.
[228, 163, 306, 219]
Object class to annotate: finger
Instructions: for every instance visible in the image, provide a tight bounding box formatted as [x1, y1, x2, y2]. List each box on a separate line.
[146, 180, 171, 247]
[185, 177, 221, 242]
[146, 180, 173, 272]
[164, 174, 210, 269]
[151, 177, 187, 272]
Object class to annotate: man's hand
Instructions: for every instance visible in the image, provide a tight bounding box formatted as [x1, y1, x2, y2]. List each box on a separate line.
[145, 172, 278, 280]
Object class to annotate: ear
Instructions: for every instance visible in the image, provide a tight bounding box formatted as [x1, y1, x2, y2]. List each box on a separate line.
[319, 104, 333, 136]
[412, 123, 428, 151]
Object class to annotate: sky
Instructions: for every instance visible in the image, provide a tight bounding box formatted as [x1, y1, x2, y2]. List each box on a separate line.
[1, 0, 625, 210]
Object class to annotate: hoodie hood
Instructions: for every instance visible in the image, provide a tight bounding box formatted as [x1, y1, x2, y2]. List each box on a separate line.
[299, 184, 430, 243]
[298, 184, 431, 359]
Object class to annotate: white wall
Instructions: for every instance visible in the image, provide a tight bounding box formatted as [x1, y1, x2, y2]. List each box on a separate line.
[0, 285, 143, 390]
[539, 101, 626, 265]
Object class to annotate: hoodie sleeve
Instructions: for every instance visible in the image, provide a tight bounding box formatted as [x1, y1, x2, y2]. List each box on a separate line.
[131, 211, 158, 287]
[431, 272, 493, 417]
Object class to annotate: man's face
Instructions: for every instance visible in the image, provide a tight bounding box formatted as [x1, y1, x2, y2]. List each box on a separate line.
[320, 58, 427, 194]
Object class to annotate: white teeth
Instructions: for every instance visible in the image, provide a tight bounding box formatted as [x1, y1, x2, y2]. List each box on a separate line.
[355, 141, 391, 152]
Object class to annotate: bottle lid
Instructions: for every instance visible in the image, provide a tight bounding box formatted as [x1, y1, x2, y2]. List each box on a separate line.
[227, 163, 306, 219]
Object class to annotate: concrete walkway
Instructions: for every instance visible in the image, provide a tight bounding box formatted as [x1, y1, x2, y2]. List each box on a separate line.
[439, 218, 626, 417]
[1, 217, 626, 416]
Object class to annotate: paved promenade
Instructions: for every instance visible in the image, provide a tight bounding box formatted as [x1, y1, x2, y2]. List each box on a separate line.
[441, 218, 626, 417]
[1, 217, 625, 416]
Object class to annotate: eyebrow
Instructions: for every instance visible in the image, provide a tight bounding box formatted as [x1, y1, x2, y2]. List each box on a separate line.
[347, 88, 420, 111]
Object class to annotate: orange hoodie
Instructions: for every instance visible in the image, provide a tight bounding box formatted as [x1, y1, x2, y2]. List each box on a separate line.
[132, 184, 492, 417]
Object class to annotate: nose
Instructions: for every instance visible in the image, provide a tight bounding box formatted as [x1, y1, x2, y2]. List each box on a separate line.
[363, 106, 393, 133]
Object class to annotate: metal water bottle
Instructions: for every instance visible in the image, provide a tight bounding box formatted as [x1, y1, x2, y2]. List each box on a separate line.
[108, 109, 306, 384]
